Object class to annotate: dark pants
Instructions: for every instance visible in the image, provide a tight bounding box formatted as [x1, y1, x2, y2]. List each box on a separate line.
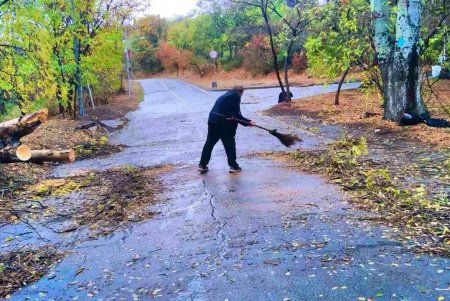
[200, 123, 237, 167]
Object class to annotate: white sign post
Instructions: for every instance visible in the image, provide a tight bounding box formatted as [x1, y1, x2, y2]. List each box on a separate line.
[209, 50, 218, 72]
[209, 50, 219, 88]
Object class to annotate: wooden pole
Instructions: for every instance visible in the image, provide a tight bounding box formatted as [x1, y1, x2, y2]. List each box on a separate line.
[87, 83, 95, 108]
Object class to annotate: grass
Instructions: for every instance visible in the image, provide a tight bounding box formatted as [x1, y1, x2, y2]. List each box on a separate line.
[132, 81, 144, 102]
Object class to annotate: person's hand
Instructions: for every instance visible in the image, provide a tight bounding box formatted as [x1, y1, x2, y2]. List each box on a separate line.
[248, 120, 256, 127]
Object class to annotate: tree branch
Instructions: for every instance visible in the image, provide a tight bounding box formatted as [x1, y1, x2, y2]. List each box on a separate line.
[0, 0, 10, 8]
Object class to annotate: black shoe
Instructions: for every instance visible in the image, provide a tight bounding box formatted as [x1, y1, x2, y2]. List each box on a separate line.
[198, 164, 208, 172]
[229, 165, 242, 173]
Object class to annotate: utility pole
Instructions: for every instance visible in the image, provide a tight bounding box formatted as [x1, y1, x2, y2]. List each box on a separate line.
[70, 0, 84, 117]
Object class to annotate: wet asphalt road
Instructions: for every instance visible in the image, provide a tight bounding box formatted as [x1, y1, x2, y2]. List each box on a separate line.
[10, 79, 449, 301]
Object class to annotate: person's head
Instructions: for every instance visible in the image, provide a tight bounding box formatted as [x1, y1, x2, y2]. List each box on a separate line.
[232, 85, 244, 96]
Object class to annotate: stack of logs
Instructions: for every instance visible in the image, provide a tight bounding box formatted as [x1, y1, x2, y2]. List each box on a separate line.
[0, 109, 76, 164]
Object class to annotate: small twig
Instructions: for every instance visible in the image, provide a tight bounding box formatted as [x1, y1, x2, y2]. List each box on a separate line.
[12, 213, 43, 239]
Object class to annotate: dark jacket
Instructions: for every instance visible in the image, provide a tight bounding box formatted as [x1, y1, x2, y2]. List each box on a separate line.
[208, 90, 250, 128]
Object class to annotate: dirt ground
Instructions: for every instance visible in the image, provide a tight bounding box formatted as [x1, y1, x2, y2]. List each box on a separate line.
[139, 69, 355, 90]
[267, 80, 450, 147]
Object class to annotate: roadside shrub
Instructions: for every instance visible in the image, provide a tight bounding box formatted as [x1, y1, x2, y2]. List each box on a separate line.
[132, 40, 163, 73]
[190, 55, 213, 78]
[239, 34, 273, 75]
[291, 51, 308, 74]
[220, 56, 243, 72]
[82, 28, 123, 105]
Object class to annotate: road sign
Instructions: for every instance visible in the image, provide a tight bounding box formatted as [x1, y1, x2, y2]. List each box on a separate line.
[209, 50, 218, 59]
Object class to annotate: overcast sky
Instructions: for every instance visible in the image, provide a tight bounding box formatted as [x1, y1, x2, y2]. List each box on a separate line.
[143, 0, 198, 19]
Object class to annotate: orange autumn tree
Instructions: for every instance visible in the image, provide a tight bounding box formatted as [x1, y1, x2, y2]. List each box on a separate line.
[156, 42, 191, 76]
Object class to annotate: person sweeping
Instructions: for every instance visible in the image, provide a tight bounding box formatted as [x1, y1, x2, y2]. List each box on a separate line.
[199, 86, 302, 173]
[199, 85, 254, 173]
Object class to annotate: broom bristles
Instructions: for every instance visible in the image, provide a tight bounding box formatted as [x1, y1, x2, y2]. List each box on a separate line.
[270, 130, 302, 147]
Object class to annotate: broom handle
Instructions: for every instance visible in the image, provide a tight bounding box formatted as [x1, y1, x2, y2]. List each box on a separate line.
[212, 113, 273, 132]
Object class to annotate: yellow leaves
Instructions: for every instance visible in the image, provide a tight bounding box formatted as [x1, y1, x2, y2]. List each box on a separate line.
[30, 179, 67, 193]
[98, 136, 108, 146]
[29, 179, 81, 197]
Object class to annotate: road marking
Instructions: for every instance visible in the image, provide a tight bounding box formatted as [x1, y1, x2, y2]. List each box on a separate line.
[159, 79, 187, 104]
[158, 80, 168, 90]
[186, 82, 212, 96]
[168, 90, 187, 104]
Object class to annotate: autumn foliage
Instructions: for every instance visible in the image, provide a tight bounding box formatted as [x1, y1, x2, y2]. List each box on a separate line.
[156, 42, 191, 76]
[291, 51, 308, 74]
[239, 34, 273, 75]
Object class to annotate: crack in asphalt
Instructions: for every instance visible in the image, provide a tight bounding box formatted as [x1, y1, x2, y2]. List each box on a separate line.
[202, 180, 227, 242]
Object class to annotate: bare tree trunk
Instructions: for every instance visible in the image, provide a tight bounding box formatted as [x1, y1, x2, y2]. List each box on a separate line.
[371, 0, 428, 122]
[283, 39, 296, 102]
[388, 0, 428, 120]
[335, 66, 350, 105]
[70, 0, 84, 117]
[260, 3, 285, 95]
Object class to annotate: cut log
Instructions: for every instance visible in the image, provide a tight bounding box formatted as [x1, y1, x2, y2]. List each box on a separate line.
[16, 144, 31, 161]
[0, 109, 48, 129]
[0, 144, 32, 163]
[0, 146, 75, 164]
[29, 149, 76, 163]
[0, 109, 48, 148]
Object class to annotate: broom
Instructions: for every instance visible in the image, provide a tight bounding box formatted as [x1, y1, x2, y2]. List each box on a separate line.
[213, 113, 302, 147]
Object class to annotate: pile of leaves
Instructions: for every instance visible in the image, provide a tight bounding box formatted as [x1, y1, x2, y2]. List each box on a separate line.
[21, 165, 171, 237]
[0, 172, 36, 224]
[0, 245, 66, 299]
[259, 135, 450, 255]
[74, 136, 124, 160]
[73, 165, 168, 236]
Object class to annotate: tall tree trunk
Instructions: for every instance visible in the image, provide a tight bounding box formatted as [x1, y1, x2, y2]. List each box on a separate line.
[389, 0, 428, 121]
[283, 39, 295, 102]
[260, 3, 285, 95]
[70, 0, 84, 118]
[371, 0, 428, 122]
[371, 0, 393, 112]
